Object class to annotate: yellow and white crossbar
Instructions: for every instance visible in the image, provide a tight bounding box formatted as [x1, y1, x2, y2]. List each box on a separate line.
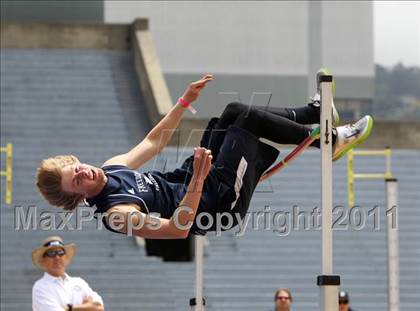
[347, 147, 392, 208]
[0, 143, 13, 204]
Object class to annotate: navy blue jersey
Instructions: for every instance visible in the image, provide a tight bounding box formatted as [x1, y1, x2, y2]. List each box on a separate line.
[85, 162, 221, 235]
[86, 165, 188, 218]
[86, 118, 279, 236]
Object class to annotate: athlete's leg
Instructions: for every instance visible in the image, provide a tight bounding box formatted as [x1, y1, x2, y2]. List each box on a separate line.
[253, 104, 320, 125]
[238, 101, 338, 125]
[233, 108, 323, 147]
[215, 102, 319, 130]
[232, 107, 374, 157]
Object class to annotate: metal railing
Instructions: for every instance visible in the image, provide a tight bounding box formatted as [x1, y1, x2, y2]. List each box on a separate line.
[347, 146, 400, 311]
[0, 143, 13, 205]
[347, 147, 392, 208]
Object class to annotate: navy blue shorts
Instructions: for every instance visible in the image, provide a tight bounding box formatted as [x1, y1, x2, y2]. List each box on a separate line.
[188, 118, 279, 232]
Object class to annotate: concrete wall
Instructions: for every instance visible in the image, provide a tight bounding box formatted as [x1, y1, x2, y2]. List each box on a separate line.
[1, 21, 131, 50]
[104, 1, 310, 120]
[104, 1, 374, 119]
[1, 0, 104, 23]
[307, 1, 374, 95]
[2, 1, 376, 120]
[1, 21, 418, 149]
[105, 1, 309, 76]
[322, 1, 374, 77]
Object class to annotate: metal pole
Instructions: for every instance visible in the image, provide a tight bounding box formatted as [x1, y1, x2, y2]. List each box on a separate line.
[317, 75, 340, 310]
[385, 146, 392, 178]
[190, 235, 205, 311]
[348, 149, 354, 208]
[386, 179, 400, 311]
[6, 143, 12, 204]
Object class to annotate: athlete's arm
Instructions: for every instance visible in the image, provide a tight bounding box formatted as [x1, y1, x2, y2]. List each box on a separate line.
[106, 148, 212, 239]
[103, 75, 213, 170]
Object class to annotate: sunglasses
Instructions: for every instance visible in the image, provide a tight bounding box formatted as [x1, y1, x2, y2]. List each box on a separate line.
[276, 296, 290, 301]
[43, 249, 66, 258]
[339, 300, 349, 304]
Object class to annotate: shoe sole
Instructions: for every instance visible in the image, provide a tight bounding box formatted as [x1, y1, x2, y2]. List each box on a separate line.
[318, 68, 339, 126]
[332, 116, 374, 162]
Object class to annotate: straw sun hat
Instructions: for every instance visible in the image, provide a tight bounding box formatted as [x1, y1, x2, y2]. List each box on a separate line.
[32, 236, 76, 270]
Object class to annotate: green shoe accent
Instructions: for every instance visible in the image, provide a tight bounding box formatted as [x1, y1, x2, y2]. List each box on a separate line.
[332, 116, 374, 162]
[310, 126, 321, 139]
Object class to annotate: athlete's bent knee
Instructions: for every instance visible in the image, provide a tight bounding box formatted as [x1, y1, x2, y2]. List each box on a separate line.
[224, 102, 247, 116]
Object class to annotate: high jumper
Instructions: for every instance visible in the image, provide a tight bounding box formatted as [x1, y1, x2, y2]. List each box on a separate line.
[36, 71, 373, 239]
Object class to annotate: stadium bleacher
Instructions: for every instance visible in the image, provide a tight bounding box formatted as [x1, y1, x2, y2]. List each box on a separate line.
[1, 48, 419, 310]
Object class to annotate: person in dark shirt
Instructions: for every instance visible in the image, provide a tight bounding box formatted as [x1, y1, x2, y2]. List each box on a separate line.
[339, 290, 356, 311]
[36, 72, 373, 239]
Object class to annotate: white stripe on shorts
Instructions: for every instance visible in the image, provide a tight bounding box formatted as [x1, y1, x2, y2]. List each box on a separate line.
[231, 157, 248, 210]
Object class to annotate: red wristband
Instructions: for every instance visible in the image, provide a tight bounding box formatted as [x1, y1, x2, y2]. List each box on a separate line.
[178, 97, 197, 114]
[178, 97, 190, 107]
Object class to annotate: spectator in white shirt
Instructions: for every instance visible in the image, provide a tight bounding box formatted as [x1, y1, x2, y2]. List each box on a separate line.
[32, 236, 104, 311]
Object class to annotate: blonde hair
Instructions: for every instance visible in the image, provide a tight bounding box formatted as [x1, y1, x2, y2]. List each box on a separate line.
[36, 155, 83, 211]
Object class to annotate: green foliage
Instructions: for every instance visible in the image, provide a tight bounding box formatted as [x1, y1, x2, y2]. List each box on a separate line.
[373, 63, 420, 121]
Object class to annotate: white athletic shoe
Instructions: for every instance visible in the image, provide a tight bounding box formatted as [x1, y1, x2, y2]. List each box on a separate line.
[309, 68, 340, 127]
[333, 115, 374, 161]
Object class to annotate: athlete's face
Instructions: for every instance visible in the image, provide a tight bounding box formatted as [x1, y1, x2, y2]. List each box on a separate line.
[61, 163, 105, 196]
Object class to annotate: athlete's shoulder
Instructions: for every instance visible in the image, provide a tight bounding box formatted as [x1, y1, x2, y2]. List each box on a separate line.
[101, 164, 131, 172]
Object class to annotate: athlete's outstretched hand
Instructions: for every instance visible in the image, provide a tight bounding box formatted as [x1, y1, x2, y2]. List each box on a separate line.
[181, 74, 213, 103]
[192, 147, 212, 184]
